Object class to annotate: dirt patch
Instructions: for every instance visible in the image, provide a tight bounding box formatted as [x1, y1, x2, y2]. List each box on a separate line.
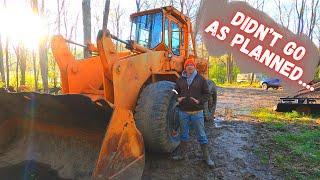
[0, 88, 289, 179]
[216, 87, 288, 115]
[142, 87, 288, 179]
[0, 131, 101, 179]
[0, 160, 70, 180]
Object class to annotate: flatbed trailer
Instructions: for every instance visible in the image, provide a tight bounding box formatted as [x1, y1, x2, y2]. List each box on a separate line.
[276, 97, 320, 114]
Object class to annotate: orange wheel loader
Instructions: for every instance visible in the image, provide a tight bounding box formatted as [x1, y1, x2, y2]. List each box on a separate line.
[0, 6, 217, 179]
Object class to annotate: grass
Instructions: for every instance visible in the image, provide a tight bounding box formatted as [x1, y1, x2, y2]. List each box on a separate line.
[252, 108, 318, 126]
[217, 82, 261, 88]
[251, 108, 320, 179]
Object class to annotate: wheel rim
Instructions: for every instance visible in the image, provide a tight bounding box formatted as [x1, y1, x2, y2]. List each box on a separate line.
[262, 84, 267, 89]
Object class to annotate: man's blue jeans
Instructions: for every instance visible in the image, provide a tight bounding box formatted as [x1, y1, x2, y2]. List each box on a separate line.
[179, 110, 208, 145]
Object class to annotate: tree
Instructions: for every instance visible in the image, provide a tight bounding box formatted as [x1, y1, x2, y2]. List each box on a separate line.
[295, 0, 306, 35]
[72, 13, 80, 55]
[14, 47, 19, 91]
[103, 0, 110, 30]
[135, 0, 145, 12]
[112, 3, 124, 50]
[12, 45, 27, 87]
[82, 0, 91, 58]
[39, 39, 49, 92]
[18, 46, 27, 86]
[32, 51, 38, 91]
[250, 0, 265, 85]
[317, 24, 320, 46]
[179, 0, 185, 14]
[56, 0, 73, 89]
[307, 0, 319, 40]
[56, 0, 64, 34]
[185, 0, 202, 57]
[184, 0, 198, 20]
[0, 35, 5, 84]
[274, 0, 294, 29]
[29, 0, 40, 91]
[226, 53, 234, 83]
[32, 0, 49, 92]
[3, 0, 10, 88]
[5, 38, 9, 88]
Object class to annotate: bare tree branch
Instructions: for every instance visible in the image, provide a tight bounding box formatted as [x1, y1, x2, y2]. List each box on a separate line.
[112, 3, 124, 49]
[307, 0, 319, 39]
[295, 0, 306, 35]
[82, 0, 91, 58]
[103, 0, 110, 30]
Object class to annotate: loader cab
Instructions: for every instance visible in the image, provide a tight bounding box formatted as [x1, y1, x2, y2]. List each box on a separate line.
[130, 6, 195, 59]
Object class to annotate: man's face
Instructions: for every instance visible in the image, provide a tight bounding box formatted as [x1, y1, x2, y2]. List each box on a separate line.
[185, 64, 195, 74]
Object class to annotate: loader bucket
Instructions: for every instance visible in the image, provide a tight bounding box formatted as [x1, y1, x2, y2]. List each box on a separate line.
[93, 108, 145, 179]
[0, 92, 113, 179]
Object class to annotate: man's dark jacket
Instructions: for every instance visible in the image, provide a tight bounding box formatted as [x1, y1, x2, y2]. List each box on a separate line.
[175, 73, 210, 111]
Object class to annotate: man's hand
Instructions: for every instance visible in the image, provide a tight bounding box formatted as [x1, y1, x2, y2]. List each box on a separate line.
[190, 97, 200, 104]
[178, 97, 186, 103]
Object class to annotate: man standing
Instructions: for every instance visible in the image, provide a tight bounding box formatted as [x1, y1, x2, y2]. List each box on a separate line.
[172, 59, 215, 167]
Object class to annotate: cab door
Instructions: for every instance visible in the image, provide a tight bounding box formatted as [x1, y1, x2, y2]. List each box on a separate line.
[164, 16, 185, 72]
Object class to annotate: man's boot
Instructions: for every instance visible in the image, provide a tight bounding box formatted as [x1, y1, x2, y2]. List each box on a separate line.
[172, 141, 188, 160]
[201, 144, 215, 167]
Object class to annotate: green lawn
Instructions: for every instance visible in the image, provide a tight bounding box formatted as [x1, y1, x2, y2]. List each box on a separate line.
[251, 108, 320, 179]
[217, 82, 262, 88]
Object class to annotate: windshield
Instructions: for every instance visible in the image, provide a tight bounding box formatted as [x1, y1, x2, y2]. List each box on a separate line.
[131, 12, 163, 49]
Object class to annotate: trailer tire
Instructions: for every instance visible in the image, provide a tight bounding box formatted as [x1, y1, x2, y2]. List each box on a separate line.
[295, 105, 311, 115]
[262, 83, 268, 90]
[134, 81, 180, 153]
[204, 80, 217, 121]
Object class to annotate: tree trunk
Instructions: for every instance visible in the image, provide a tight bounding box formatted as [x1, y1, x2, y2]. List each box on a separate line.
[180, 0, 185, 14]
[39, 39, 49, 93]
[113, 4, 124, 50]
[307, 0, 319, 39]
[4, 0, 9, 88]
[5, 38, 9, 88]
[136, 0, 144, 12]
[103, 0, 110, 30]
[295, 0, 306, 35]
[82, 0, 91, 58]
[250, 73, 255, 85]
[53, 63, 57, 90]
[230, 55, 234, 83]
[15, 48, 19, 91]
[19, 47, 26, 86]
[226, 53, 233, 83]
[32, 0, 48, 92]
[32, 51, 38, 91]
[0, 35, 5, 84]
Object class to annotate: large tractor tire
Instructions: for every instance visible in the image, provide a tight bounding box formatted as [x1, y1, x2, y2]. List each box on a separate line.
[204, 80, 217, 121]
[134, 81, 180, 153]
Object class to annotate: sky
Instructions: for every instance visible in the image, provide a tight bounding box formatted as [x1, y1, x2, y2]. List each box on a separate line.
[0, 0, 319, 47]
[0, 0, 136, 45]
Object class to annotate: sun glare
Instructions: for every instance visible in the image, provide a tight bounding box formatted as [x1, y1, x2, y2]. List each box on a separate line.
[0, 7, 47, 50]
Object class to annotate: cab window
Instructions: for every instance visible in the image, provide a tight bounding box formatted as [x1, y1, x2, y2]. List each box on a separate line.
[131, 12, 163, 49]
[164, 18, 169, 47]
[171, 22, 181, 56]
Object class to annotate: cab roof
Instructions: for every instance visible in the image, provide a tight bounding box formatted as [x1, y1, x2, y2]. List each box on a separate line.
[130, 6, 190, 25]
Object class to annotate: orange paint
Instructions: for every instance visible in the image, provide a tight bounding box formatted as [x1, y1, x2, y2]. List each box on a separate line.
[50, 6, 210, 179]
